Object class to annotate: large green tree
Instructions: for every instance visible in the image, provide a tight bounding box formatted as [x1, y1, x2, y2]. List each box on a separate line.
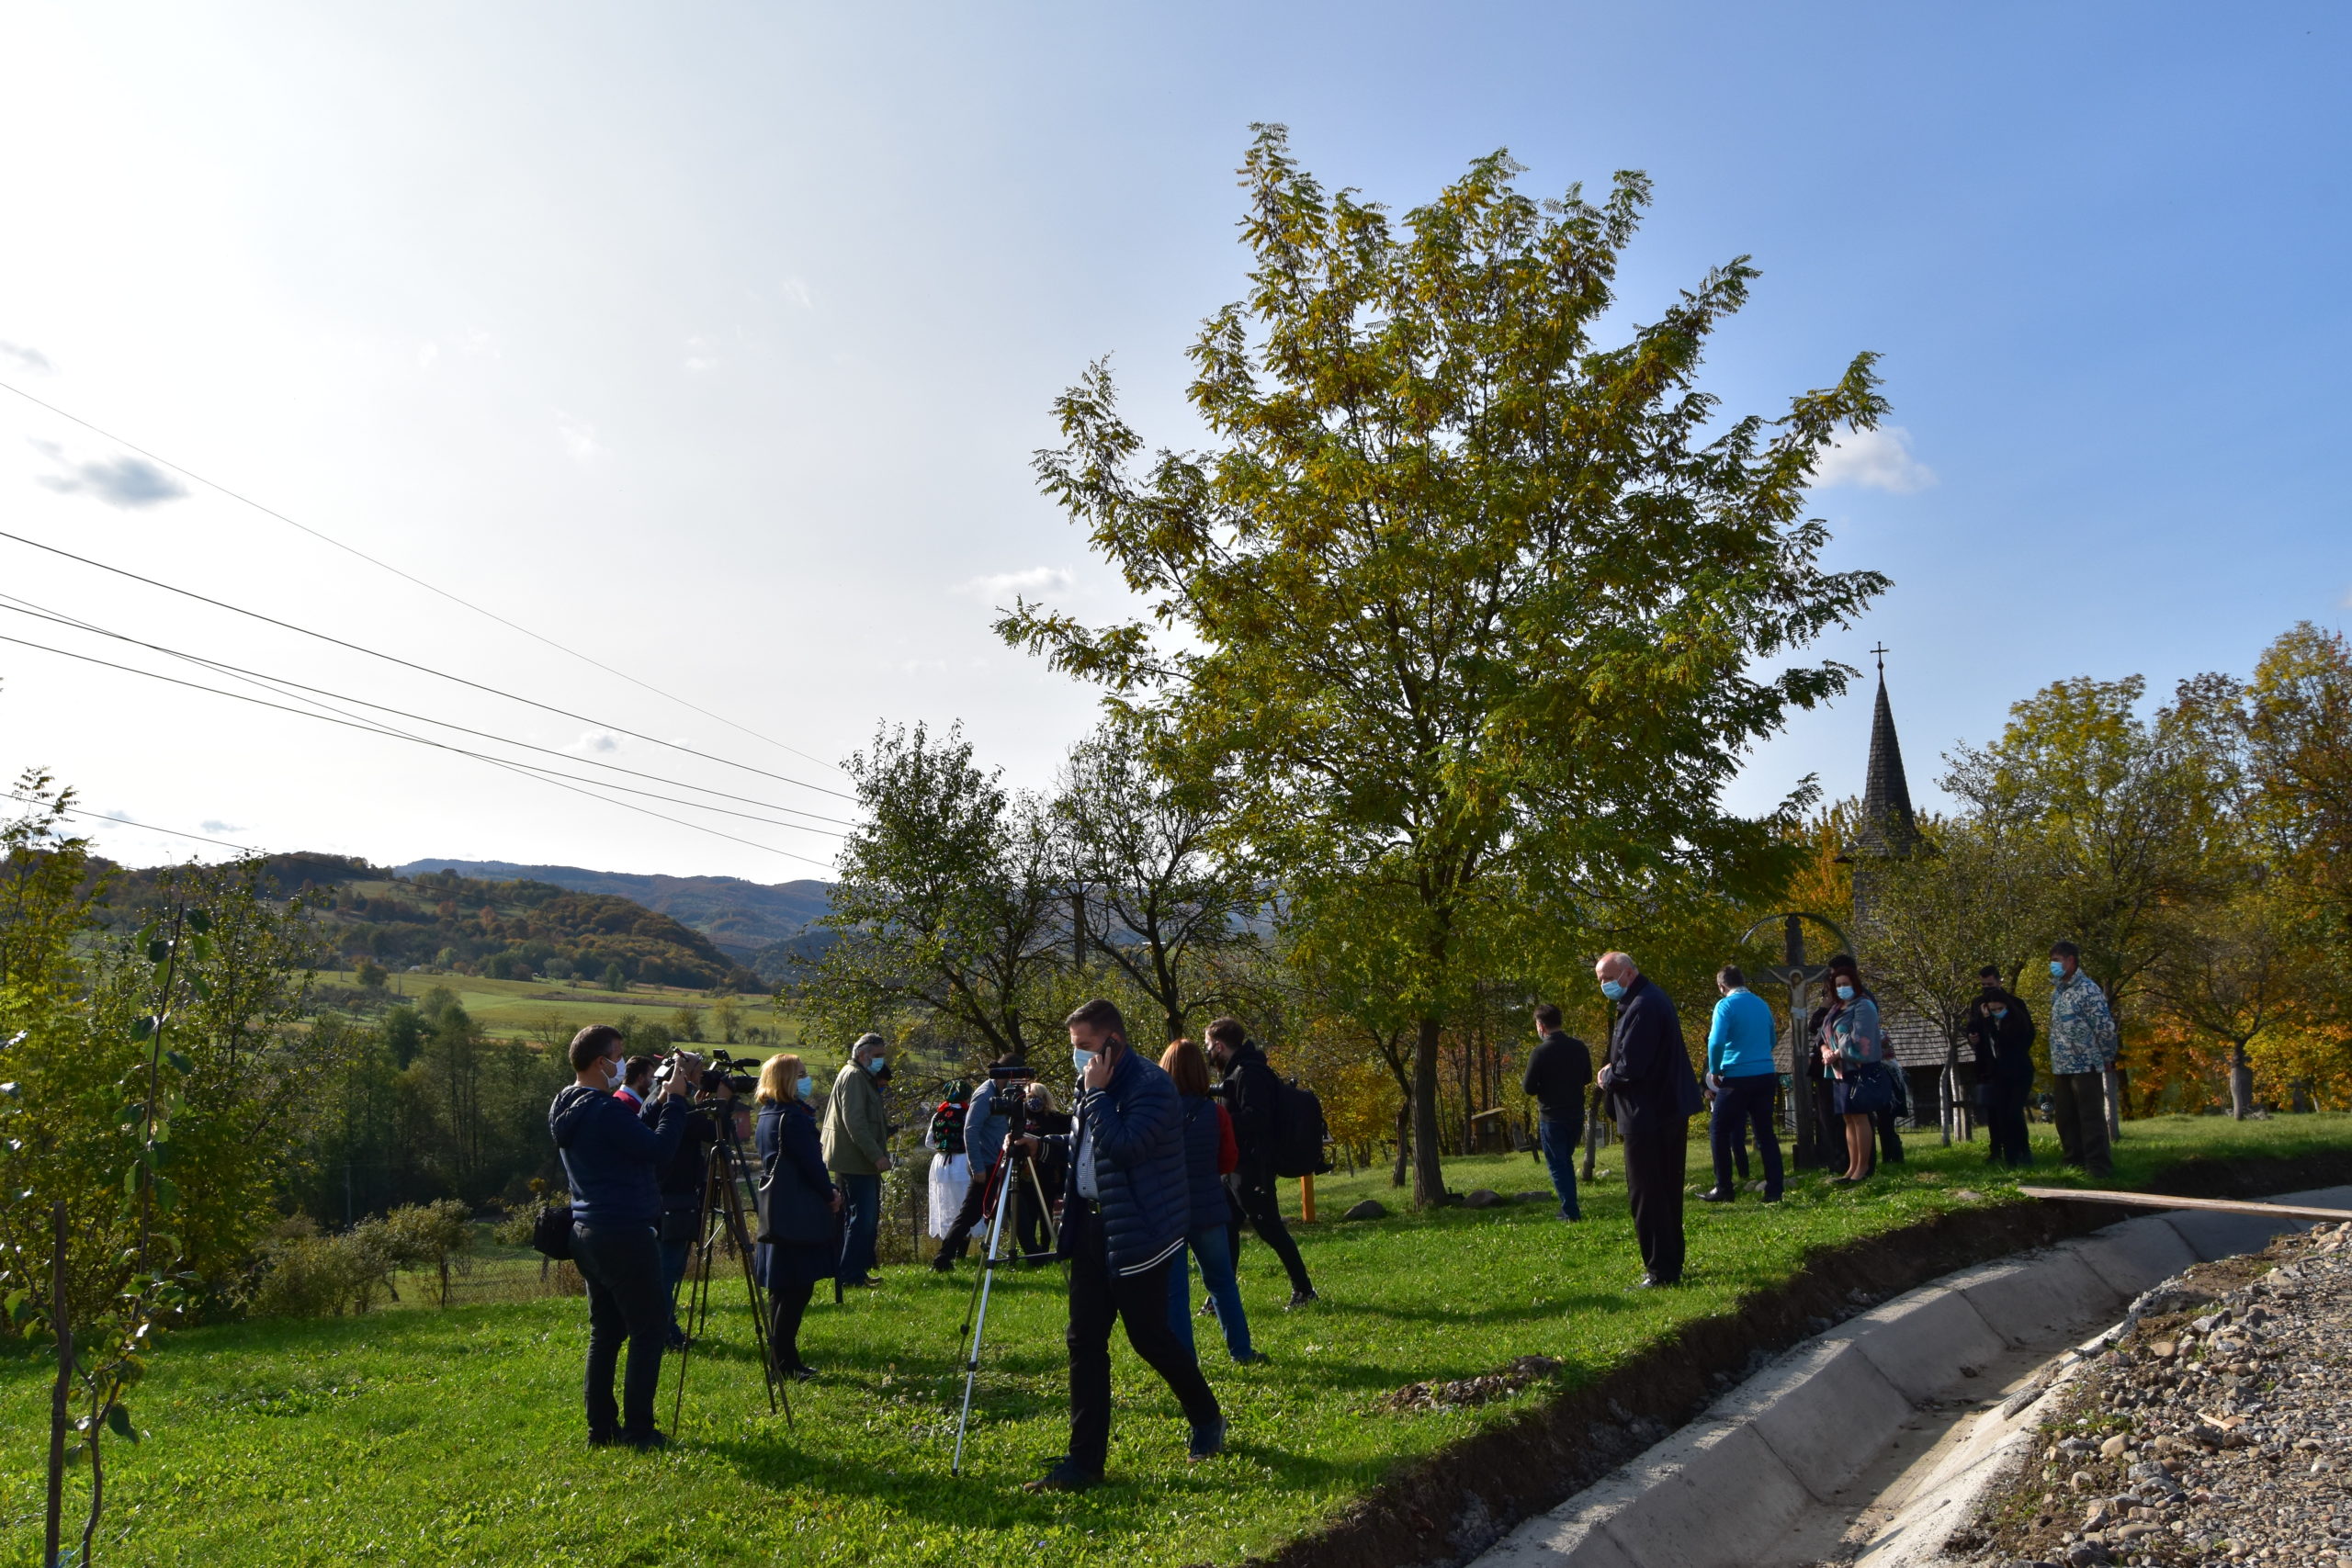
[1001, 128, 1891, 1204]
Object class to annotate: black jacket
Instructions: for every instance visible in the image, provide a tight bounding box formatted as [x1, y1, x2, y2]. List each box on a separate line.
[1522, 1030, 1593, 1121]
[1603, 976, 1703, 1135]
[1053, 1046, 1189, 1276]
[650, 1096, 718, 1209]
[1216, 1038, 1282, 1178]
[1174, 1093, 1227, 1239]
[754, 1099, 838, 1285]
[1964, 989, 2038, 1087]
[550, 1085, 691, 1227]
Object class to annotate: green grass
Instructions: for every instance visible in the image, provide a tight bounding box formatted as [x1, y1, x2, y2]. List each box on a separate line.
[4, 1113, 2346, 1566]
[315, 967, 803, 1043]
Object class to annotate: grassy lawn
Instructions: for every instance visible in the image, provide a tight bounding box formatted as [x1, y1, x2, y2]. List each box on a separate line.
[3, 1113, 2346, 1566]
[313, 967, 803, 1044]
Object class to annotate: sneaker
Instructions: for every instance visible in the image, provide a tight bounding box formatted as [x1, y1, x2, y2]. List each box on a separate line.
[1285, 1289, 1319, 1310]
[1198, 1296, 1219, 1319]
[787, 1363, 819, 1382]
[841, 1275, 881, 1289]
[1187, 1416, 1227, 1461]
[1023, 1460, 1098, 1494]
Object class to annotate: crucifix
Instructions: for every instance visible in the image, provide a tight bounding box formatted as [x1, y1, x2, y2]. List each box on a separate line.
[1870, 642, 1889, 676]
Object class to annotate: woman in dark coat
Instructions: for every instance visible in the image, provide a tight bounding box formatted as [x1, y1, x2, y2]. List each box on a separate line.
[754, 1052, 840, 1380]
[1159, 1040, 1262, 1363]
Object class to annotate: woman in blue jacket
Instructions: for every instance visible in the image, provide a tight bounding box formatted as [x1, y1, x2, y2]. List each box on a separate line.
[753, 1053, 841, 1380]
[1816, 955, 1886, 1186]
[1160, 1040, 1264, 1364]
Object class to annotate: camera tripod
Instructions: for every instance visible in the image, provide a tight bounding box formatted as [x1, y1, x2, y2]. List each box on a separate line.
[670, 1107, 787, 1431]
[949, 1146, 1058, 1476]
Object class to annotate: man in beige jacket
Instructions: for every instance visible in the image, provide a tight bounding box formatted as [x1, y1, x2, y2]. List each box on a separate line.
[822, 1032, 893, 1286]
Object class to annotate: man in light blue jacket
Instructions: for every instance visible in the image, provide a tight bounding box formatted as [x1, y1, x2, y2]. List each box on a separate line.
[1699, 965, 1782, 1203]
[2046, 942, 2117, 1178]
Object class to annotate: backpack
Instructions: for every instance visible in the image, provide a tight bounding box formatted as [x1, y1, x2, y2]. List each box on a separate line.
[927, 1083, 969, 1156]
[1272, 1077, 1330, 1179]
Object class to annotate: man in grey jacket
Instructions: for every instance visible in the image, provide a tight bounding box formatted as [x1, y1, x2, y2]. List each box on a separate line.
[932, 1056, 1019, 1269]
[822, 1032, 893, 1287]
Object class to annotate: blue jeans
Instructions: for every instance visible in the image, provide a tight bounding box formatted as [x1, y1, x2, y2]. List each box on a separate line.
[836, 1171, 882, 1281]
[1709, 1073, 1783, 1199]
[1537, 1116, 1583, 1220]
[1168, 1224, 1254, 1359]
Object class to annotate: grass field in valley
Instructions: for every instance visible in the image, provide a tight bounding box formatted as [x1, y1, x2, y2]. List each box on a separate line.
[4, 1113, 2347, 1567]
[313, 968, 804, 1046]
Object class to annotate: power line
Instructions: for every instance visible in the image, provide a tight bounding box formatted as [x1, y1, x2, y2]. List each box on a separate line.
[4, 795, 258, 853]
[0, 526, 855, 802]
[0, 378, 851, 776]
[0, 593, 854, 831]
[0, 631, 839, 870]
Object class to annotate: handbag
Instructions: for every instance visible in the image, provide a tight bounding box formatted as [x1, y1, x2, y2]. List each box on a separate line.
[1846, 1062, 1894, 1116]
[530, 1202, 574, 1261]
[757, 1145, 835, 1247]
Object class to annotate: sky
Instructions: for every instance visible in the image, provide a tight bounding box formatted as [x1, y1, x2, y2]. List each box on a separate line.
[2, 2, 2346, 882]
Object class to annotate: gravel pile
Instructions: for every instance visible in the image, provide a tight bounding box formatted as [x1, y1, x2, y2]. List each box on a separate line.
[1971, 1216, 2352, 1567]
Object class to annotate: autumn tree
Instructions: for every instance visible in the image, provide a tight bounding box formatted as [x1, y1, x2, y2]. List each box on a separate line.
[1001, 127, 1890, 1204]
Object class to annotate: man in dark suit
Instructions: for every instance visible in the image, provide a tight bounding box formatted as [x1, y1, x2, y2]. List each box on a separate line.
[1963, 965, 2038, 1168]
[1593, 952, 1704, 1288]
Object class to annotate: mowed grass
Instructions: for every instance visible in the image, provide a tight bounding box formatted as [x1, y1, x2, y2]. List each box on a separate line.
[315, 968, 804, 1043]
[3, 1114, 2346, 1567]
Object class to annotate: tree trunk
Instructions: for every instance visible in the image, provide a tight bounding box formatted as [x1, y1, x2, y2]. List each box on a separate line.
[1411, 1015, 1447, 1207]
[2229, 1042, 2254, 1120]
[1390, 1102, 1409, 1188]
[2104, 1066, 2125, 1139]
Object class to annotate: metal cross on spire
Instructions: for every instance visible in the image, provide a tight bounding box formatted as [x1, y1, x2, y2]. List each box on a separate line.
[1870, 642, 1889, 675]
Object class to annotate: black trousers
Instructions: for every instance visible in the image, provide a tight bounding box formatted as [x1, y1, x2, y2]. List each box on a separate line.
[1983, 1078, 2032, 1166]
[2052, 1070, 2112, 1178]
[767, 1276, 815, 1370]
[1064, 1212, 1221, 1478]
[1622, 1120, 1689, 1284]
[1709, 1075, 1782, 1199]
[1807, 1079, 1843, 1168]
[572, 1221, 669, 1438]
[1227, 1169, 1314, 1295]
[1873, 1096, 1906, 1164]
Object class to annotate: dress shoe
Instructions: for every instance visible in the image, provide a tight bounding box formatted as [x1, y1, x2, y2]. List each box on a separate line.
[1188, 1417, 1227, 1461]
[1023, 1460, 1098, 1494]
[1697, 1189, 1736, 1203]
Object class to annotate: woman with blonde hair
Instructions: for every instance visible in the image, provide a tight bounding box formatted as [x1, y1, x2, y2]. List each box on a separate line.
[753, 1053, 841, 1379]
[1160, 1039, 1263, 1364]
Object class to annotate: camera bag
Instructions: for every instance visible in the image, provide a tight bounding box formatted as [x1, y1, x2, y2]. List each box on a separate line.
[530, 1202, 575, 1261]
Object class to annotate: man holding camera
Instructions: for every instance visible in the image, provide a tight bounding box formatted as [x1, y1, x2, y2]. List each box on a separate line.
[549, 1024, 701, 1448]
[821, 1032, 893, 1288]
[650, 1056, 731, 1344]
[1204, 1019, 1317, 1307]
[1020, 999, 1224, 1493]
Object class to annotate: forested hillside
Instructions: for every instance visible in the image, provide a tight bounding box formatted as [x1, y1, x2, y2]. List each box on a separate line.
[100, 855, 763, 991]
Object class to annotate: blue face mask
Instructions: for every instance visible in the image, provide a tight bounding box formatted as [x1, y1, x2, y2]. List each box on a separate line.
[2050, 960, 2067, 979]
[795, 1076, 813, 1100]
[1837, 985, 1855, 1001]
[866, 1055, 888, 1075]
[1071, 1046, 1096, 1077]
[1600, 979, 1625, 1002]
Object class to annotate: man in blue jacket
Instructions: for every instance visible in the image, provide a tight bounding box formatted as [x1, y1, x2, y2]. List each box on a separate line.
[1594, 953, 1704, 1288]
[1019, 998, 1223, 1493]
[1699, 965, 1783, 1204]
[549, 1024, 698, 1448]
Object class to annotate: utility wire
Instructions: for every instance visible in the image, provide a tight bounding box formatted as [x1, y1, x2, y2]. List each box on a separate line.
[0, 526, 855, 802]
[0, 631, 838, 870]
[4, 795, 258, 853]
[0, 378, 850, 776]
[0, 594, 853, 831]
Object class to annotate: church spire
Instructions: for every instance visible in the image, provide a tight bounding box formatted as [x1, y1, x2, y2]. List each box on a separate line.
[1840, 645, 1921, 862]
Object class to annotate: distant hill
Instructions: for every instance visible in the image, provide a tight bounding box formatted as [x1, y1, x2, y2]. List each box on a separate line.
[396, 859, 834, 975]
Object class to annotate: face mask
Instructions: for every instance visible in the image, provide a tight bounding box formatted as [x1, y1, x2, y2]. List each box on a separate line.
[867, 1055, 888, 1076]
[1071, 1046, 1096, 1077]
[795, 1076, 814, 1100]
[1600, 979, 1624, 1001]
[1989, 1008, 2007, 1020]
[1836, 985, 1855, 1002]
[602, 1056, 624, 1090]
[2050, 960, 2067, 979]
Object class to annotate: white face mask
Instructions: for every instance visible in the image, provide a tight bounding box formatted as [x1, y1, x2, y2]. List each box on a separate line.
[601, 1055, 624, 1090]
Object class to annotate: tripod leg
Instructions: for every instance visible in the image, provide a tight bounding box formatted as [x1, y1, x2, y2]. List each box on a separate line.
[951, 1155, 1021, 1477]
[1020, 1156, 1058, 1257]
[956, 1162, 1005, 1340]
[721, 1167, 783, 1418]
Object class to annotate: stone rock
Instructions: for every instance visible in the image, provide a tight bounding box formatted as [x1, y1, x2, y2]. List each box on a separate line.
[1341, 1199, 1388, 1221]
[1464, 1189, 1505, 1209]
[2098, 1433, 2129, 1459]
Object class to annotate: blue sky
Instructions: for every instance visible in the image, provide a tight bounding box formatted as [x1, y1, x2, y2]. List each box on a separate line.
[1, 3, 2345, 876]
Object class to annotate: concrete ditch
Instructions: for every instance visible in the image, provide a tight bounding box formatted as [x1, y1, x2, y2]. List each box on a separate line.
[1467, 1185, 2352, 1568]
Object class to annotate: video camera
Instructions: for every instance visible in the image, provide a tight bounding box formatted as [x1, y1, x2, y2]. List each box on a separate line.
[654, 1046, 758, 1100]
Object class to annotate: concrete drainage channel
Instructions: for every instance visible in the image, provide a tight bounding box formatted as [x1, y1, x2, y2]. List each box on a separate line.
[1471, 1186, 2352, 1568]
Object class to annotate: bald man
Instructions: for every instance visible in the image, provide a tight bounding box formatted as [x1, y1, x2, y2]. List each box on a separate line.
[1593, 953, 1704, 1288]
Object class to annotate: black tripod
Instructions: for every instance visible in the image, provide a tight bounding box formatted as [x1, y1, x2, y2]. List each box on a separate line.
[949, 1145, 1058, 1475]
[670, 1109, 786, 1431]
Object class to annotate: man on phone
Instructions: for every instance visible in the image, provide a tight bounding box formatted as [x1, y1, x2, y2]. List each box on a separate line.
[1019, 999, 1224, 1493]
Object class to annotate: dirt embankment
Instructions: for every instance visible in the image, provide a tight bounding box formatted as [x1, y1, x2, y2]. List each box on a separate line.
[1254, 1151, 2352, 1568]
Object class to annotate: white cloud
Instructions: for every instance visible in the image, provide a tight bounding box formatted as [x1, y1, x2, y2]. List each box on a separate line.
[1812, 425, 1936, 494]
[198, 818, 244, 835]
[779, 276, 813, 310]
[28, 438, 187, 507]
[956, 565, 1073, 600]
[555, 414, 604, 462]
[416, 342, 440, 369]
[684, 335, 718, 372]
[1, 340, 53, 375]
[563, 730, 623, 754]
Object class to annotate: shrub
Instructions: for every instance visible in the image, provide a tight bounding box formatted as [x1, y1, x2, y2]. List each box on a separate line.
[249, 1227, 394, 1318]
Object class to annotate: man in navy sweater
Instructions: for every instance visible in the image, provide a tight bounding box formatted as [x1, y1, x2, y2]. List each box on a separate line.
[549, 1024, 699, 1448]
[1594, 953, 1703, 1288]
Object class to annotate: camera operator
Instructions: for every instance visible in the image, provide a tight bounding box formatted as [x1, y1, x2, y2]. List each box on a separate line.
[1016, 999, 1223, 1494]
[1204, 1019, 1318, 1308]
[548, 1024, 699, 1449]
[616, 1055, 656, 1111]
[820, 1032, 893, 1288]
[931, 1056, 1029, 1271]
[647, 1053, 728, 1346]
